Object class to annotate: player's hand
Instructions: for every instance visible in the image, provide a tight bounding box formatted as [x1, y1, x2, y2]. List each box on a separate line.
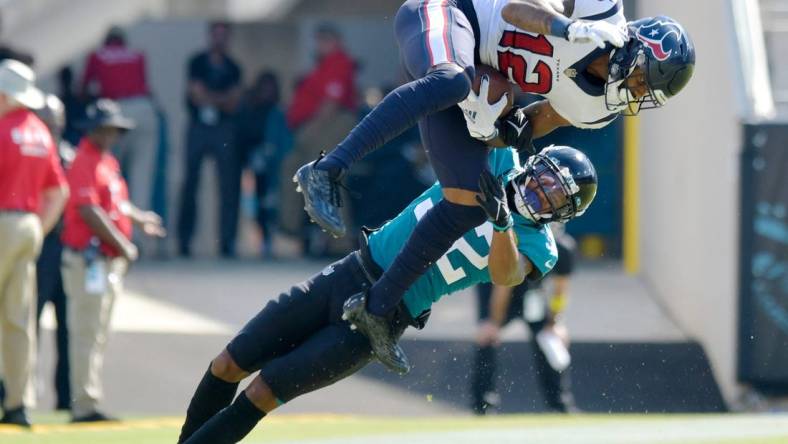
[476, 170, 513, 232]
[459, 75, 510, 141]
[566, 20, 627, 49]
[477, 321, 501, 346]
[496, 106, 535, 157]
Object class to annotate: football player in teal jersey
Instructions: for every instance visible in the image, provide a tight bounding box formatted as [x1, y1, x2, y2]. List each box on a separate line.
[177, 145, 597, 444]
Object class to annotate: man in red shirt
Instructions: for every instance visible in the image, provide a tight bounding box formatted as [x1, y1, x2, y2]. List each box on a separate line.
[81, 26, 159, 241]
[0, 59, 69, 427]
[60, 99, 165, 423]
[279, 24, 358, 254]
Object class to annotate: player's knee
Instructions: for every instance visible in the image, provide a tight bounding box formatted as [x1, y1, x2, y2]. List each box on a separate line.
[210, 349, 249, 383]
[245, 376, 280, 413]
[427, 63, 473, 104]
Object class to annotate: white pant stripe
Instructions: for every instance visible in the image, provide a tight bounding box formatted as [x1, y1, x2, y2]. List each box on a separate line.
[423, 0, 452, 66]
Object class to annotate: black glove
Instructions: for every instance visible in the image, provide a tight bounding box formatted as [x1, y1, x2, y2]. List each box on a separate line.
[475, 170, 513, 232]
[496, 106, 536, 157]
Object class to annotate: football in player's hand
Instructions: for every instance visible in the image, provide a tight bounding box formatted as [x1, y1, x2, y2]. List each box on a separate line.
[472, 65, 514, 117]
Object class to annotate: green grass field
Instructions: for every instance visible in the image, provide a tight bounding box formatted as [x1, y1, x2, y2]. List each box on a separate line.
[2, 413, 788, 444]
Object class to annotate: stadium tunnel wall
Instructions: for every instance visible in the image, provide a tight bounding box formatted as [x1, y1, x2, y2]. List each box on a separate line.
[635, 0, 742, 406]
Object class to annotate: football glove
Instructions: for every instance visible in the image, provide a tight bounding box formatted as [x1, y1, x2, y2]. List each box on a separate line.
[458, 75, 510, 141]
[496, 106, 536, 157]
[566, 20, 627, 49]
[476, 170, 513, 232]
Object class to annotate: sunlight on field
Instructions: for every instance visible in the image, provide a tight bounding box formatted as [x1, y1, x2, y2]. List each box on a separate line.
[1, 414, 788, 444]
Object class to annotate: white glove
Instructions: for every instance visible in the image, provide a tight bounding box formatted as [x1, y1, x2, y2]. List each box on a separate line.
[566, 20, 627, 49]
[458, 75, 509, 142]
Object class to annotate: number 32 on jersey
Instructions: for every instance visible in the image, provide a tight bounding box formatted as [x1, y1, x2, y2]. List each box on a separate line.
[414, 199, 493, 285]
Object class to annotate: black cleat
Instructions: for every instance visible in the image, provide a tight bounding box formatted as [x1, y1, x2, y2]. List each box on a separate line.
[0, 406, 31, 428]
[71, 410, 119, 423]
[342, 292, 410, 375]
[293, 155, 347, 238]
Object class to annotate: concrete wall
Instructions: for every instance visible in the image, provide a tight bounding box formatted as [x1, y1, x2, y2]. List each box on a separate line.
[635, 0, 742, 405]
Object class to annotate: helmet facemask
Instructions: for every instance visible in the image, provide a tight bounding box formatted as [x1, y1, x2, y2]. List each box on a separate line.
[606, 44, 666, 116]
[508, 154, 582, 224]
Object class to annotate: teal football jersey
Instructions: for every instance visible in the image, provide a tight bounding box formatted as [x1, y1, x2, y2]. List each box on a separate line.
[368, 148, 558, 317]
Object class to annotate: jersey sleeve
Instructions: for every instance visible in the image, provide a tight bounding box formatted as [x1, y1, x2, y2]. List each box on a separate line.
[67, 158, 100, 207]
[487, 148, 522, 177]
[512, 217, 558, 278]
[569, 0, 625, 24]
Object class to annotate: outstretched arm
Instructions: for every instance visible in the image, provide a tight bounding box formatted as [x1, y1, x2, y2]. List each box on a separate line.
[501, 0, 573, 37]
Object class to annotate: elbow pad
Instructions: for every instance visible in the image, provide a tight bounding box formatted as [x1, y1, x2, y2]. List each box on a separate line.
[496, 106, 536, 157]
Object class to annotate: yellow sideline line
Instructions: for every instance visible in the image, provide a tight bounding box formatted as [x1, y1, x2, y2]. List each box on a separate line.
[0, 414, 361, 434]
[623, 115, 640, 274]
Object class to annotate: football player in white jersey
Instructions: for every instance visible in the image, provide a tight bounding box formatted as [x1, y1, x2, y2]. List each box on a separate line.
[461, 0, 696, 151]
[294, 0, 695, 376]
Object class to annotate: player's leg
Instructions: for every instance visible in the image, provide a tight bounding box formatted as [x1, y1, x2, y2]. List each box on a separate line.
[295, 0, 478, 237]
[182, 253, 396, 444]
[179, 254, 365, 443]
[344, 104, 488, 373]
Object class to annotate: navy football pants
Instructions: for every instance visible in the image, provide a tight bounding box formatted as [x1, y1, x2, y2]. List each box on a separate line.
[225, 253, 412, 403]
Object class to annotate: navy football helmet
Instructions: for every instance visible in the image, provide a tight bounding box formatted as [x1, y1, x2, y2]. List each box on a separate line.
[506, 146, 598, 224]
[606, 16, 696, 115]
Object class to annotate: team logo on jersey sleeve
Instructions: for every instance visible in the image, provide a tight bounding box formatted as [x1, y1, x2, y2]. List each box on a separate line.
[635, 20, 682, 62]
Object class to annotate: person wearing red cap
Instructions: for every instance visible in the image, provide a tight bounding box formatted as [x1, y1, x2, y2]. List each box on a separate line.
[60, 99, 165, 423]
[0, 59, 69, 427]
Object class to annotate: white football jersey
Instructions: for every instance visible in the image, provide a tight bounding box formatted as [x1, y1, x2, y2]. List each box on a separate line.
[471, 0, 626, 128]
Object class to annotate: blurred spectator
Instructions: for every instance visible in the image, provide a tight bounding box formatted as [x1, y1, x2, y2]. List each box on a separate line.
[81, 26, 160, 252]
[279, 23, 357, 255]
[60, 100, 165, 423]
[346, 86, 429, 230]
[57, 66, 87, 147]
[471, 223, 578, 414]
[0, 60, 69, 427]
[34, 94, 75, 411]
[177, 21, 242, 258]
[237, 71, 293, 257]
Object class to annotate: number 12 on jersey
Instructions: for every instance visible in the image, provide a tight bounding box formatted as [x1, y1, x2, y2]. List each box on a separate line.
[498, 31, 555, 95]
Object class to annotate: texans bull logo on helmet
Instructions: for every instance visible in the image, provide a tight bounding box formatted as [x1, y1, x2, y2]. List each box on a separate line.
[635, 19, 683, 62]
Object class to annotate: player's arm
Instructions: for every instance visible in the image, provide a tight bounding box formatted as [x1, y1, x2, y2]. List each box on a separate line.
[488, 99, 571, 153]
[502, 0, 625, 48]
[501, 0, 572, 36]
[489, 229, 532, 286]
[475, 170, 532, 286]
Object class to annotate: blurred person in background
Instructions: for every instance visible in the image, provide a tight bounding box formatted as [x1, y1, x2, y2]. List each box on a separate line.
[81, 26, 159, 240]
[471, 221, 578, 414]
[57, 66, 87, 147]
[0, 60, 69, 427]
[34, 94, 75, 412]
[177, 21, 243, 258]
[278, 23, 357, 256]
[346, 86, 428, 231]
[60, 100, 165, 423]
[236, 71, 292, 258]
